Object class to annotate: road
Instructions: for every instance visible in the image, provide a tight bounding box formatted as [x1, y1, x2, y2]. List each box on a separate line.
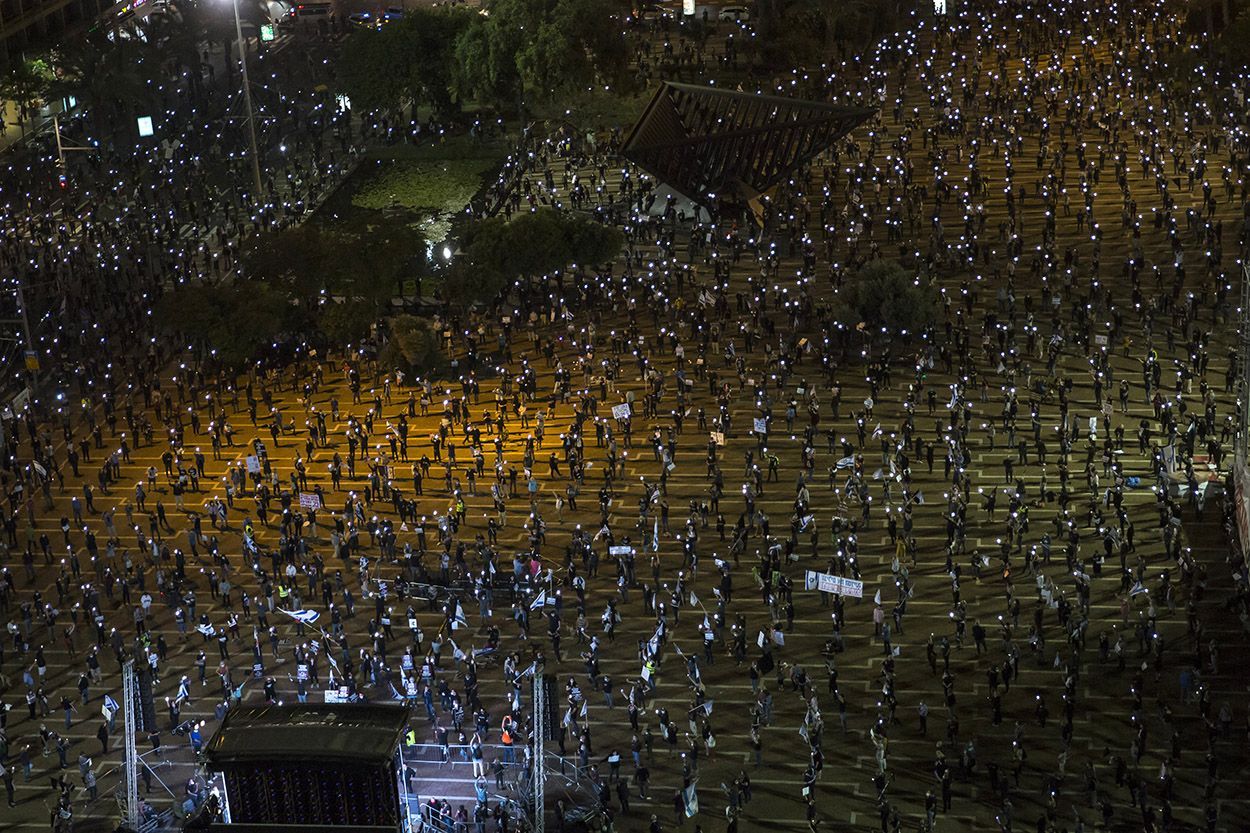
[2, 3, 1250, 833]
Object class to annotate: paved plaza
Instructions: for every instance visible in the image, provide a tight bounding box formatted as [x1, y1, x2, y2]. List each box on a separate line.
[2, 1, 1250, 833]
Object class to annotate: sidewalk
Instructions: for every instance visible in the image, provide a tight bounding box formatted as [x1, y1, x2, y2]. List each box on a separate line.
[0, 104, 55, 155]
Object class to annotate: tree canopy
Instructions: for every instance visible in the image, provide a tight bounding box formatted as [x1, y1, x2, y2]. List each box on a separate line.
[378, 314, 449, 376]
[448, 208, 623, 305]
[239, 218, 427, 308]
[337, 7, 476, 116]
[318, 298, 377, 346]
[452, 0, 635, 113]
[831, 260, 939, 343]
[154, 283, 305, 368]
[1216, 10, 1250, 69]
[0, 58, 52, 125]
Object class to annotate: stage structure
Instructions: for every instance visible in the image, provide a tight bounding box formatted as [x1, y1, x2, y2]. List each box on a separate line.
[201, 695, 604, 833]
[204, 703, 413, 833]
[621, 82, 875, 209]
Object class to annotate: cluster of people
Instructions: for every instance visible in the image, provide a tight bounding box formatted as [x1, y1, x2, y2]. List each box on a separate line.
[0, 0, 1249, 832]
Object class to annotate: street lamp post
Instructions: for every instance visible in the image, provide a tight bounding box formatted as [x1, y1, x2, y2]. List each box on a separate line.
[229, 0, 265, 203]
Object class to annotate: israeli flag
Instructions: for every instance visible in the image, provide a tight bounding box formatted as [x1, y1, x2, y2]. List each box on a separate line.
[102, 694, 119, 717]
[530, 590, 548, 611]
[683, 782, 699, 817]
[288, 609, 320, 624]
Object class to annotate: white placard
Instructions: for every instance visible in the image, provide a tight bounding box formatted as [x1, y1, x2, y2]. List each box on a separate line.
[245, 455, 260, 474]
[804, 570, 864, 598]
[612, 403, 631, 420]
[753, 418, 768, 434]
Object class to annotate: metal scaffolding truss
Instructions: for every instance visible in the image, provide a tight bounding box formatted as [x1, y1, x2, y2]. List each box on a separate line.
[531, 667, 545, 833]
[621, 82, 875, 205]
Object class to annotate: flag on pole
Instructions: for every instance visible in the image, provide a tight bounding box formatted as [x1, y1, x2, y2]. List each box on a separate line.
[689, 591, 699, 607]
[530, 589, 548, 611]
[683, 782, 699, 817]
[102, 694, 119, 719]
[452, 602, 468, 630]
[286, 609, 320, 624]
[653, 516, 660, 551]
[1129, 581, 1148, 597]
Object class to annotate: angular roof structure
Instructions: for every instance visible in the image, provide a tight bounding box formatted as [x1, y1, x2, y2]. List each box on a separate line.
[204, 703, 411, 766]
[621, 82, 875, 205]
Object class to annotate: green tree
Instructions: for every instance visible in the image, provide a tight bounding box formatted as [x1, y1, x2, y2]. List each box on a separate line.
[1218, 10, 1250, 67]
[566, 214, 625, 268]
[154, 283, 303, 368]
[438, 256, 512, 308]
[338, 8, 475, 116]
[450, 207, 621, 305]
[453, 0, 634, 113]
[318, 298, 377, 345]
[239, 224, 337, 305]
[452, 14, 522, 110]
[0, 58, 52, 133]
[337, 25, 412, 114]
[241, 218, 426, 309]
[838, 260, 938, 344]
[379, 314, 448, 376]
[325, 215, 427, 307]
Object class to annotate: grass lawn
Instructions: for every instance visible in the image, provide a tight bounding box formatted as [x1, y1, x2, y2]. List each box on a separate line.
[316, 135, 508, 245]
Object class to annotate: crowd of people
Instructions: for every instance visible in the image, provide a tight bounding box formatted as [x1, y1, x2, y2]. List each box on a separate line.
[1, 0, 1250, 832]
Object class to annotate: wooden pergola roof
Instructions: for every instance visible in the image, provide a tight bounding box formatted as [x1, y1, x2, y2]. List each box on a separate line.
[621, 82, 875, 205]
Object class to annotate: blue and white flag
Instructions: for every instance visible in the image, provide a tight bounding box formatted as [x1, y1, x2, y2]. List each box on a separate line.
[286, 609, 320, 624]
[683, 782, 699, 817]
[530, 590, 548, 611]
[102, 694, 119, 718]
